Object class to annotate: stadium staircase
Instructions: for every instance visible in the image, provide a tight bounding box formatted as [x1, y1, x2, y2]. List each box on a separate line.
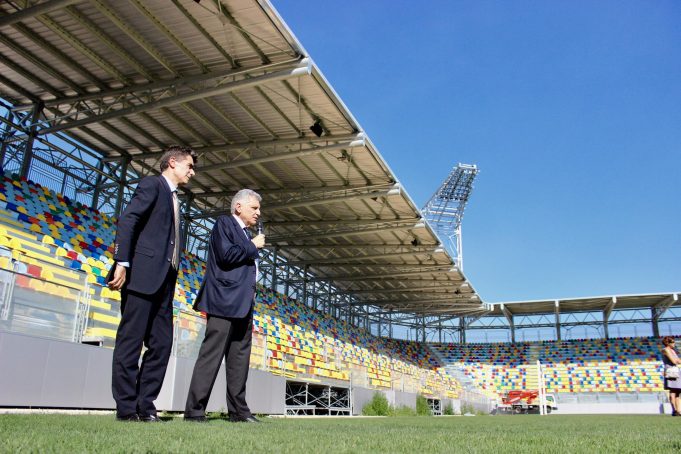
[426, 343, 476, 391]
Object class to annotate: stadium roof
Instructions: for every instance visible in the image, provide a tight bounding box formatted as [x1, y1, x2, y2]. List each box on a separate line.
[0, 0, 484, 317]
[488, 292, 680, 317]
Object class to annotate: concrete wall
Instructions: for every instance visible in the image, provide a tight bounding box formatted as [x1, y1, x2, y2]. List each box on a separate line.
[0, 331, 114, 409]
[4, 331, 664, 416]
[554, 402, 665, 415]
[0, 331, 286, 414]
[351, 387, 422, 415]
[351, 387, 378, 415]
[158, 356, 286, 414]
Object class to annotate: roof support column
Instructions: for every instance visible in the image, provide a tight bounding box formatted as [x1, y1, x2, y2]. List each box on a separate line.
[114, 157, 130, 217]
[652, 294, 678, 338]
[389, 311, 393, 339]
[603, 297, 616, 339]
[302, 264, 309, 306]
[651, 308, 660, 338]
[284, 265, 290, 298]
[91, 160, 104, 211]
[459, 317, 466, 344]
[0, 110, 15, 166]
[554, 300, 561, 341]
[20, 101, 44, 178]
[181, 193, 194, 250]
[501, 304, 515, 344]
[312, 281, 319, 311]
[270, 247, 279, 291]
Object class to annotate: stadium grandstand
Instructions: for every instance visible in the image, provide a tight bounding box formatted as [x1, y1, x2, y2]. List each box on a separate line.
[0, 0, 678, 417]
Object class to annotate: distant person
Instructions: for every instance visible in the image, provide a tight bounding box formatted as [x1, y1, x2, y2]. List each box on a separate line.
[107, 146, 197, 422]
[184, 189, 264, 423]
[661, 336, 681, 416]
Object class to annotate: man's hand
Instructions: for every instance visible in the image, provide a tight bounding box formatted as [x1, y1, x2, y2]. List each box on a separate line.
[107, 263, 127, 290]
[252, 234, 266, 249]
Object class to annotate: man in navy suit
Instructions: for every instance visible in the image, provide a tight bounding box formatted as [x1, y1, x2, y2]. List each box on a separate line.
[184, 189, 265, 423]
[107, 146, 197, 422]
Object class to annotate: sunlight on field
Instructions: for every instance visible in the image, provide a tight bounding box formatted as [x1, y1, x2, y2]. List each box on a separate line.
[0, 414, 679, 453]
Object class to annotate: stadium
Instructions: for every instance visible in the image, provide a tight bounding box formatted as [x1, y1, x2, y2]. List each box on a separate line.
[0, 0, 679, 452]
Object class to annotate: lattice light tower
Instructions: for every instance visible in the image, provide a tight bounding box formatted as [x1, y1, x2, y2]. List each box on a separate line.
[421, 163, 478, 271]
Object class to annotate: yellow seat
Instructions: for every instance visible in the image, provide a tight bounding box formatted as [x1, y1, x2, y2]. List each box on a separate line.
[0, 256, 11, 270]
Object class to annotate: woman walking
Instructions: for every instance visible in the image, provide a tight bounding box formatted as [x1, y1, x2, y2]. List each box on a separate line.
[661, 336, 681, 416]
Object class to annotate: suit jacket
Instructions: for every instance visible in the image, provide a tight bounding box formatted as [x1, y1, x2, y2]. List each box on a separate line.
[194, 215, 258, 319]
[108, 175, 178, 295]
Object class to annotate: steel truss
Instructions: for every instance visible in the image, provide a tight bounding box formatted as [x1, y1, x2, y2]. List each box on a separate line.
[3, 1, 673, 346]
[0, 110, 470, 338]
[2, 108, 678, 343]
[285, 381, 351, 416]
[422, 163, 478, 271]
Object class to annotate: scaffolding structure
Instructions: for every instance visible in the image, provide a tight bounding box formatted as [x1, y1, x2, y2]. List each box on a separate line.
[421, 164, 478, 271]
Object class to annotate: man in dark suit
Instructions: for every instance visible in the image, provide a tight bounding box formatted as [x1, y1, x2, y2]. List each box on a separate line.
[184, 189, 264, 423]
[107, 146, 197, 422]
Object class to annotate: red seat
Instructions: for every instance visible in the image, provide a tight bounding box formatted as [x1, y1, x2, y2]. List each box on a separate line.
[26, 264, 42, 278]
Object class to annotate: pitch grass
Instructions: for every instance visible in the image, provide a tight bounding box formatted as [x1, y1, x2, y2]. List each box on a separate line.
[0, 414, 679, 453]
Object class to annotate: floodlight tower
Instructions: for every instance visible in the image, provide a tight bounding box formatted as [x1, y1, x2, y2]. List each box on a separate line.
[421, 163, 478, 271]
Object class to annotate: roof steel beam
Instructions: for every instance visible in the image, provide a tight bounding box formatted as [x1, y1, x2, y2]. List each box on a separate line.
[268, 184, 400, 211]
[266, 220, 422, 244]
[308, 267, 457, 282]
[603, 296, 617, 321]
[36, 58, 312, 135]
[194, 184, 401, 221]
[281, 243, 435, 253]
[262, 216, 417, 228]
[24, 58, 302, 111]
[500, 303, 515, 326]
[131, 132, 362, 161]
[202, 137, 365, 172]
[653, 293, 678, 320]
[0, 0, 82, 27]
[338, 285, 463, 296]
[364, 295, 476, 305]
[349, 296, 477, 308]
[285, 247, 445, 267]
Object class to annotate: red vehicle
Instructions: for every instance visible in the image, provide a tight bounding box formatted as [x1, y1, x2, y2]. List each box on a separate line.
[496, 390, 557, 414]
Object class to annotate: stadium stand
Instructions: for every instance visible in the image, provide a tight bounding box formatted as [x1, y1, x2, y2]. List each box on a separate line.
[431, 336, 664, 398]
[0, 172, 459, 400]
[3, 171, 667, 408]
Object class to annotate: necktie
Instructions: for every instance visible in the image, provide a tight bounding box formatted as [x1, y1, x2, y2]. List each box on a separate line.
[172, 191, 180, 269]
[243, 227, 251, 239]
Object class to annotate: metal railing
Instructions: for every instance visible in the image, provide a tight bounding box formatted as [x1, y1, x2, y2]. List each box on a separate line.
[0, 256, 91, 343]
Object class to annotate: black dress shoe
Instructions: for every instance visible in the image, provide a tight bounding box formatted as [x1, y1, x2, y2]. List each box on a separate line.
[184, 415, 207, 423]
[229, 415, 260, 423]
[229, 415, 260, 422]
[139, 414, 163, 422]
[116, 413, 139, 422]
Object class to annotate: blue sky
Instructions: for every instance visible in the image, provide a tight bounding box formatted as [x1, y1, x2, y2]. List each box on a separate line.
[272, 1, 681, 303]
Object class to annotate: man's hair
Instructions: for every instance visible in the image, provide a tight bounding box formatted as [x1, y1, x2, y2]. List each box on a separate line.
[231, 189, 262, 214]
[663, 336, 676, 347]
[159, 146, 198, 172]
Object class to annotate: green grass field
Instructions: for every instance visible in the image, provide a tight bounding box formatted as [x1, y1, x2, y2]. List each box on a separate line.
[0, 414, 678, 453]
